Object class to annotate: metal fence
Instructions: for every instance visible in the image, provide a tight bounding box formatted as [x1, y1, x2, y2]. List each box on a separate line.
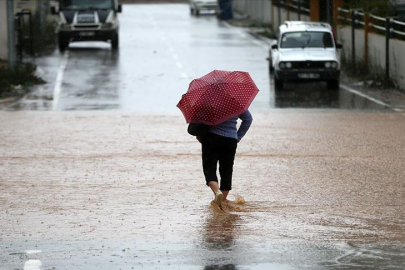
[338, 7, 405, 80]
[276, 0, 311, 17]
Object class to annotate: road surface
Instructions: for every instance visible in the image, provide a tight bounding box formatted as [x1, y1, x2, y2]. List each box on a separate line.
[1, 3, 405, 270]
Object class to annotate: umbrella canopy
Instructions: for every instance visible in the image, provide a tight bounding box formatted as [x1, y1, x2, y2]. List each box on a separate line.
[177, 70, 259, 125]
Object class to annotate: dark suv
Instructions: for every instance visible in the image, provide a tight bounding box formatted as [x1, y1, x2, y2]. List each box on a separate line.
[51, 0, 122, 51]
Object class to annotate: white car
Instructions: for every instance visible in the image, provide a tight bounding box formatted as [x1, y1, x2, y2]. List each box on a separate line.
[189, 0, 219, 15]
[269, 21, 342, 90]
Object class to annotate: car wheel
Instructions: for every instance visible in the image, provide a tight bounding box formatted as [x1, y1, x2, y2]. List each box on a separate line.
[190, 8, 195, 14]
[327, 79, 339, 90]
[58, 38, 69, 52]
[269, 61, 274, 73]
[112, 34, 119, 50]
[274, 78, 283, 90]
[196, 9, 200, 15]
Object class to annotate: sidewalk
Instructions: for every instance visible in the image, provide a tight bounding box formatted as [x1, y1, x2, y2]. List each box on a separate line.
[1, 110, 404, 269]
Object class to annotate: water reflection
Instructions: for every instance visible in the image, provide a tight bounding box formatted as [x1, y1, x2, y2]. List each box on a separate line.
[201, 202, 242, 270]
[202, 203, 241, 250]
[204, 264, 237, 270]
[275, 81, 340, 108]
[24, 259, 43, 270]
[6, 44, 120, 111]
[60, 45, 120, 111]
[23, 250, 43, 270]
[273, 80, 388, 110]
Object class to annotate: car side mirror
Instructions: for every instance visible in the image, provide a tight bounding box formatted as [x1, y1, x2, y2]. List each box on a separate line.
[336, 43, 343, 49]
[271, 44, 278, 50]
[50, 6, 58, 15]
[117, 4, 122, 13]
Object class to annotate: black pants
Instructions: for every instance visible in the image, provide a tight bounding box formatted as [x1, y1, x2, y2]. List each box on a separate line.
[201, 133, 237, 191]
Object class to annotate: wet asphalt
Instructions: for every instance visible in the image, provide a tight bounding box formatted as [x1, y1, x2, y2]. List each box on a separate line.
[1, 3, 405, 270]
[4, 4, 405, 112]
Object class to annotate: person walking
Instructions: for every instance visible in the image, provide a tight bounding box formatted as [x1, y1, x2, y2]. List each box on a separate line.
[177, 70, 259, 208]
[198, 110, 252, 208]
[217, 0, 233, 20]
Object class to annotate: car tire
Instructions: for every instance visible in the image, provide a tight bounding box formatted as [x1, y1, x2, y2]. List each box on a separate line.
[269, 61, 274, 73]
[274, 78, 283, 90]
[190, 8, 195, 14]
[196, 9, 200, 15]
[327, 79, 339, 90]
[112, 34, 119, 50]
[58, 38, 69, 52]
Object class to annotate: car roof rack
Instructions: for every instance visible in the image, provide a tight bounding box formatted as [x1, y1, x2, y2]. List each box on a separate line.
[283, 21, 332, 30]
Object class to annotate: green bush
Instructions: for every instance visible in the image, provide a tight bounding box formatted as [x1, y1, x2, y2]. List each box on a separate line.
[0, 63, 45, 98]
[343, 0, 394, 17]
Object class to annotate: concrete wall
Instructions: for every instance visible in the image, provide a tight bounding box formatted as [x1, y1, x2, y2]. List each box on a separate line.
[389, 38, 405, 88]
[233, 0, 271, 24]
[232, 0, 310, 31]
[337, 26, 365, 63]
[368, 33, 386, 71]
[337, 25, 405, 89]
[0, 1, 8, 61]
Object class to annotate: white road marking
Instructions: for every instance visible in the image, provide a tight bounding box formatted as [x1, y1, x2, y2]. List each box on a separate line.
[223, 21, 269, 50]
[172, 54, 179, 60]
[181, 72, 188, 78]
[340, 84, 392, 108]
[53, 51, 69, 111]
[251, 39, 268, 50]
[176, 62, 183, 69]
[25, 250, 42, 254]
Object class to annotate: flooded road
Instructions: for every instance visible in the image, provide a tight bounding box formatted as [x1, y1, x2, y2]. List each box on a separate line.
[1, 111, 405, 269]
[1, 3, 405, 270]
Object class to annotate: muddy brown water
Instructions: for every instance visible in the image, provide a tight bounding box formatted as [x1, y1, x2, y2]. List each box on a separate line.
[1, 110, 404, 269]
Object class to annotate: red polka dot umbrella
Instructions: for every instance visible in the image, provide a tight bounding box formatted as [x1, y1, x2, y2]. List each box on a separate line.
[177, 70, 259, 125]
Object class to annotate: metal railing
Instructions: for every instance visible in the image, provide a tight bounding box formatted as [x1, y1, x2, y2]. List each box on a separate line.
[275, 0, 310, 17]
[337, 7, 405, 81]
[338, 7, 405, 38]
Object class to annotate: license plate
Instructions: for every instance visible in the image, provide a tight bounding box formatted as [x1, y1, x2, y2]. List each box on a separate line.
[79, 32, 95, 37]
[298, 73, 320, 79]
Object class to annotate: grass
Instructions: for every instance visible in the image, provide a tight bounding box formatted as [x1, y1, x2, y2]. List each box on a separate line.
[342, 59, 396, 89]
[0, 62, 45, 99]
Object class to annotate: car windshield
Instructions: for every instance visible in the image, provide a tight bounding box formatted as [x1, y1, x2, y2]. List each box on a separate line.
[61, 0, 113, 10]
[281, 32, 334, 48]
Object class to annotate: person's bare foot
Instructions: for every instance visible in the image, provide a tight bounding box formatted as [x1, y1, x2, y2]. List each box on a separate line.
[214, 190, 223, 207]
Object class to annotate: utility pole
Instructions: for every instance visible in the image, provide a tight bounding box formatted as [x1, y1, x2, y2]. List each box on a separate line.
[7, 0, 16, 70]
[277, 0, 281, 27]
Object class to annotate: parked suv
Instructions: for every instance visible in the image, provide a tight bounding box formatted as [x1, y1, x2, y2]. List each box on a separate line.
[51, 0, 122, 51]
[268, 21, 342, 90]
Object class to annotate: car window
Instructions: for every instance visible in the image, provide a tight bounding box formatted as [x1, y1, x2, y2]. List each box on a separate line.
[61, 0, 113, 10]
[280, 32, 334, 48]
